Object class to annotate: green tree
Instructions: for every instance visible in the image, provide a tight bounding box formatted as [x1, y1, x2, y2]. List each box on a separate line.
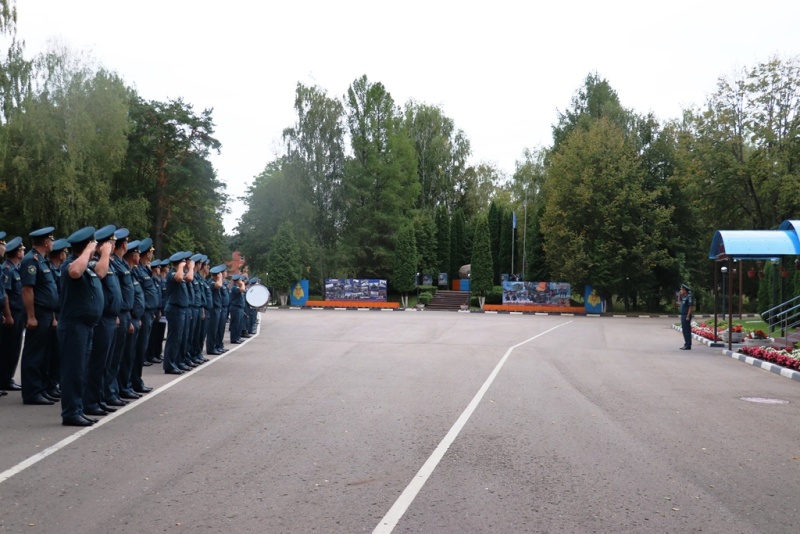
[281, 82, 346, 289]
[267, 222, 302, 305]
[449, 208, 467, 281]
[341, 75, 419, 279]
[470, 214, 493, 308]
[404, 101, 471, 211]
[413, 214, 437, 277]
[434, 205, 451, 279]
[392, 223, 418, 308]
[119, 96, 224, 256]
[541, 118, 670, 303]
[2, 50, 131, 234]
[488, 201, 501, 283]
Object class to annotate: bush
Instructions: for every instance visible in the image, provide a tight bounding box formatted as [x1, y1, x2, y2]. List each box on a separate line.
[418, 291, 433, 305]
[418, 285, 438, 296]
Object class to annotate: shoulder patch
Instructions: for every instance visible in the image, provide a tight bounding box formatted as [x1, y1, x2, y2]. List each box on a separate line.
[28, 265, 37, 276]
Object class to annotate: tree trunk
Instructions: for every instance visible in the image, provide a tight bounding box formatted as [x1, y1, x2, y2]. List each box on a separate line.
[478, 295, 485, 309]
[279, 291, 288, 306]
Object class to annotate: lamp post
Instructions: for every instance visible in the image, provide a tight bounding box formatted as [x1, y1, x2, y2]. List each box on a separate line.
[720, 266, 727, 324]
[416, 272, 420, 304]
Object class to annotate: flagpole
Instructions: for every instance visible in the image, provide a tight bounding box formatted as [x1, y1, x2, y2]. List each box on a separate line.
[511, 211, 515, 278]
[522, 188, 527, 281]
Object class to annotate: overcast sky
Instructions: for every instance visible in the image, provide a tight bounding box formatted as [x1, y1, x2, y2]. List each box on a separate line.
[14, 1, 800, 233]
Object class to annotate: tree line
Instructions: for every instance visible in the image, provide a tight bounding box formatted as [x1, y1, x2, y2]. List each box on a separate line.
[0, 3, 228, 260]
[237, 57, 800, 312]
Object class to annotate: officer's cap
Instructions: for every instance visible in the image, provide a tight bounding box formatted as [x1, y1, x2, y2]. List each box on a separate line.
[125, 240, 141, 255]
[94, 225, 116, 242]
[250, 277, 260, 284]
[150, 259, 161, 267]
[114, 228, 130, 241]
[138, 237, 153, 254]
[30, 226, 55, 238]
[681, 283, 691, 292]
[51, 238, 70, 252]
[190, 253, 203, 263]
[0, 231, 6, 242]
[5, 236, 23, 253]
[210, 264, 226, 275]
[169, 251, 187, 263]
[231, 274, 241, 281]
[66, 226, 96, 246]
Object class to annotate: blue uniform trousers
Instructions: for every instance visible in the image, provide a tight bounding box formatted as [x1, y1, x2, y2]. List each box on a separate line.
[229, 306, 243, 343]
[85, 315, 116, 409]
[132, 310, 154, 389]
[21, 307, 55, 402]
[0, 309, 26, 385]
[163, 306, 186, 372]
[106, 310, 131, 400]
[118, 317, 140, 394]
[216, 306, 229, 350]
[205, 308, 220, 354]
[57, 321, 93, 419]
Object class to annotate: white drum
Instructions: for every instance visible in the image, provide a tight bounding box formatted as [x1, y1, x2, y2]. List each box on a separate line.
[246, 283, 270, 308]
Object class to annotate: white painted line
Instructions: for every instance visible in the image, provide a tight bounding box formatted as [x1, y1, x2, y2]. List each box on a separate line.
[0, 322, 260, 486]
[373, 320, 572, 533]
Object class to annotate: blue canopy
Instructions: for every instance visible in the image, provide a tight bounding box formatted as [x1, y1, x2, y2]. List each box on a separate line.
[708, 221, 800, 260]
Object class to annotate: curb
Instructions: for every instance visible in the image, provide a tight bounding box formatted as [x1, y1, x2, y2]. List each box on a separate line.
[674, 325, 800, 382]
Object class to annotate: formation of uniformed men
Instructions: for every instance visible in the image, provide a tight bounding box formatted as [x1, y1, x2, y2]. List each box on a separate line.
[0, 226, 261, 425]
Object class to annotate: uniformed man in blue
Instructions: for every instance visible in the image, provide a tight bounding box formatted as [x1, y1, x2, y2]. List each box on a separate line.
[206, 264, 225, 355]
[58, 226, 106, 426]
[147, 259, 167, 364]
[216, 268, 230, 354]
[163, 251, 191, 374]
[679, 283, 694, 350]
[187, 253, 205, 367]
[1, 236, 26, 393]
[45, 238, 70, 401]
[246, 276, 260, 335]
[108, 228, 137, 401]
[134, 238, 159, 378]
[117, 240, 146, 399]
[85, 225, 122, 414]
[229, 274, 246, 344]
[20, 226, 60, 405]
[198, 257, 213, 362]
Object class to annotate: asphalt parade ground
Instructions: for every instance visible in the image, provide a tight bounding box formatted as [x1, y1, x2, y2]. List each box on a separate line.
[1, 311, 799, 533]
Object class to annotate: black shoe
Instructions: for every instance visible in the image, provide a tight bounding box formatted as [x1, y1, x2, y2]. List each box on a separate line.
[84, 407, 108, 416]
[200, 357, 210, 362]
[142, 360, 153, 366]
[230, 340, 243, 344]
[120, 390, 141, 400]
[0, 389, 7, 396]
[2, 381, 22, 391]
[25, 394, 55, 405]
[46, 388, 62, 399]
[165, 369, 184, 375]
[99, 403, 117, 413]
[42, 391, 60, 402]
[133, 386, 153, 394]
[63, 415, 94, 427]
[106, 398, 128, 407]
[679, 346, 691, 350]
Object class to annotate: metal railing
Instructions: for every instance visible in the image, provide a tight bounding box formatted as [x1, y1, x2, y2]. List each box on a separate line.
[760, 294, 800, 338]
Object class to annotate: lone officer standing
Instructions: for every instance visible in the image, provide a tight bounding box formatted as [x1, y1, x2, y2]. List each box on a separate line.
[20, 226, 59, 405]
[679, 283, 694, 350]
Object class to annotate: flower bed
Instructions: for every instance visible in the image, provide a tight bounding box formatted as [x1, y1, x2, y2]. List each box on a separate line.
[691, 322, 721, 341]
[738, 346, 800, 372]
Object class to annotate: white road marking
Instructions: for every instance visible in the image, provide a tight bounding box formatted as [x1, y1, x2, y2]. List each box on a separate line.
[0, 320, 260, 485]
[373, 321, 572, 533]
